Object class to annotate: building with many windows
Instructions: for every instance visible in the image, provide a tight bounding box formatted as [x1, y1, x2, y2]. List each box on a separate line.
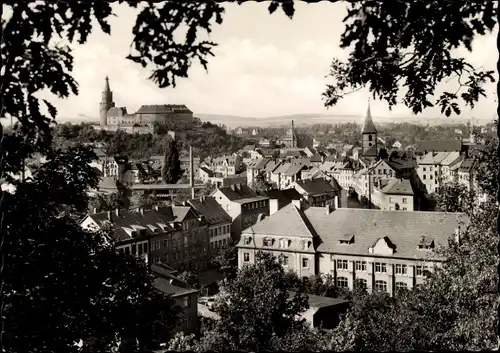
[237, 202, 466, 296]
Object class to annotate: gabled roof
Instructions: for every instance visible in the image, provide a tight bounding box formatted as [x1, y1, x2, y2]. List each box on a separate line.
[295, 178, 339, 195]
[188, 196, 232, 225]
[199, 166, 214, 177]
[241, 203, 316, 238]
[284, 163, 308, 176]
[273, 162, 292, 174]
[380, 178, 414, 196]
[310, 154, 323, 163]
[260, 188, 302, 205]
[419, 152, 451, 165]
[217, 184, 265, 202]
[304, 208, 466, 260]
[459, 158, 475, 172]
[417, 140, 462, 153]
[264, 160, 281, 173]
[152, 264, 199, 297]
[439, 152, 462, 167]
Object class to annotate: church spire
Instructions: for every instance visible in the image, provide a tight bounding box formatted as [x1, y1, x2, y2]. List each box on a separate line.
[362, 99, 377, 134]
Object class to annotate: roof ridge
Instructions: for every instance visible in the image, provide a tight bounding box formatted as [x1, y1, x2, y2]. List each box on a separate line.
[292, 204, 316, 238]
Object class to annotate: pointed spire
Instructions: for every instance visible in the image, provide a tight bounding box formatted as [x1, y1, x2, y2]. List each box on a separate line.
[104, 76, 110, 93]
[362, 99, 377, 134]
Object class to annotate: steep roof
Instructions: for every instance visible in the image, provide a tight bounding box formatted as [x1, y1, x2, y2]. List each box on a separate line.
[260, 188, 302, 206]
[242, 203, 316, 238]
[217, 184, 266, 202]
[440, 151, 463, 167]
[459, 158, 475, 172]
[264, 160, 281, 173]
[284, 163, 308, 176]
[380, 178, 414, 195]
[136, 104, 192, 114]
[419, 152, 451, 165]
[417, 140, 462, 153]
[295, 178, 339, 195]
[304, 208, 466, 260]
[199, 166, 214, 177]
[188, 196, 232, 225]
[361, 103, 377, 134]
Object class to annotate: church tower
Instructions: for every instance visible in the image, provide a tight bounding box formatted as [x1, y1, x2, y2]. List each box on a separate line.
[99, 76, 115, 126]
[361, 100, 378, 157]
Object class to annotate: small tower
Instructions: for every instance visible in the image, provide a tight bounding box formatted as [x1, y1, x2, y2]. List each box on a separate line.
[361, 99, 377, 157]
[99, 76, 115, 126]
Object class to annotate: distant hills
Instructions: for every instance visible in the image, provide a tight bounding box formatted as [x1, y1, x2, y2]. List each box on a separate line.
[55, 112, 494, 128]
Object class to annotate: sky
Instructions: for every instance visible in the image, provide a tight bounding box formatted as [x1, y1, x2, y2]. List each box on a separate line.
[37, 2, 498, 121]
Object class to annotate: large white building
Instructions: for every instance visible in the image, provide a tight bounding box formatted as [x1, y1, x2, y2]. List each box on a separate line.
[237, 202, 466, 296]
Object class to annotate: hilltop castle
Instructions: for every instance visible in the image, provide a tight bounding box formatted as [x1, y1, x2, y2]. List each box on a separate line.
[97, 76, 194, 132]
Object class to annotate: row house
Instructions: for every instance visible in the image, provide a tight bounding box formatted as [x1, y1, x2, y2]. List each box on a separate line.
[263, 160, 282, 181]
[270, 161, 308, 190]
[439, 152, 463, 184]
[294, 178, 342, 208]
[301, 166, 328, 181]
[372, 178, 414, 211]
[80, 206, 212, 273]
[237, 202, 466, 296]
[203, 154, 243, 177]
[152, 263, 200, 335]
[211, 184, 270, 242]
[417, 152, 455, 194]
[188, 196, 233, 253]
[246, 158, 270, 186]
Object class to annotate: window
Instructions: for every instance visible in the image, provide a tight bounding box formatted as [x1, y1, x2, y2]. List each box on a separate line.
[416, 265, 423, 276]
[396, 282, 408, 290]
[138, 243, 143, 255]
[183, 296, 191, 308]
[150, 241, 155, 251]
[403, 207, 407, 211]
[389, 197, 394, 203]
[184, 235, 189, 245]
[337, 276, 349, 288]
[155, 240, 160, 250]
[243, 253, 250, 262]
[302, 258, 309, 268]
[423, 175, 426, 180]
[374, 280, 387, 292]
[131, 244, 136, 255]
[375, 262, 387, 273]
[283, 256, 289, 266]
[368, 134, 373, 141]
[263, 238, 273, 247]
[395, 264, 407, 275]
[430, 175, 433, 180]
[423, 167, 426, 172]
[336, 259, 348, 270]
[402, 198, 407, 204]
[163, 239, 168, 248]
[209, 229, 213, 238]
[244, 237, 252, 245]
[355, 261, 367, 271]
[354, 278, 367, 289]
[154, 256, 160, 264]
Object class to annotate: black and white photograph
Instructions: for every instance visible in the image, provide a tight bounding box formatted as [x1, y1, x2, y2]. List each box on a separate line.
[1, 1, 498, 352]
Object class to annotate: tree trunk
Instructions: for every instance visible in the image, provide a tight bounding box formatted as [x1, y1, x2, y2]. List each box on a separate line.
[496, 27, 500, 349]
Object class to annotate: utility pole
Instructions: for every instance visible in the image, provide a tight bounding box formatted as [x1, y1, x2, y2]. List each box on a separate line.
[189, 146, 195, 199]
[368, 168, 372, 209]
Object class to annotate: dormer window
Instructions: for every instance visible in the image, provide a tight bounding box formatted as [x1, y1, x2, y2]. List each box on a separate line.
[263, 238, 274, 247]
[302, 240, 312, 250]
[339, 234, 355, 245]
[244, 237, 252, 245]
[418, 236, 435, 250]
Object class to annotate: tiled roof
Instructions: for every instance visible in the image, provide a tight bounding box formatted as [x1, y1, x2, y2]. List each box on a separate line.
[440, 152, 463, 167]
[459, 158, 475, 172]
[319, 161, 337, 173]
[136, 104, 192, 114]
[418, 152, 451, 165]
[241, 203, 316, 238]
[264, 160, 281, 173]
[273, 162, 291, 174]
[151, 265, 200, 297]
[380, 178, 414, 195]
[417, 140, 462, 153]
[295, 178, 339, 195]
[284, 163, 308, 176]
[304, 208, 466, 260]
[217, 184, 259, 201]
[199, 166, 214, 177]
[85, 209, 175, 243]
[260, 188, 302, 209]
[310, 154, 323, 163]
[188, 197, 232, 225]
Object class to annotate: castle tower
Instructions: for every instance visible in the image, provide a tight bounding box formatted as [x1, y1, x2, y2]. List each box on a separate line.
[99, 76, 115, 126]
[361, 99, 377, 157]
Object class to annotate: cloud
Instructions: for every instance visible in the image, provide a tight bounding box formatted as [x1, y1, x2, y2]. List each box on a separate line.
[41, 2, 497, 121]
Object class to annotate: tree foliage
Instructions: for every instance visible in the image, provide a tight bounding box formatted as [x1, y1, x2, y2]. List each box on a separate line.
[161, 138, 182, 184]
[197, 252, 311, 352]
[3, 147, 177, 352]
[433, 182, 473, 212]
[322, 1, 497, 116]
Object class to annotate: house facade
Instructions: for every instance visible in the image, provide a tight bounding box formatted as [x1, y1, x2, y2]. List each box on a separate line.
[237, 203, 466, 296]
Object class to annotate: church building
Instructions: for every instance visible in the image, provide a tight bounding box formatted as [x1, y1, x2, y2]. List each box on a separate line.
[361, 101, 378, 158]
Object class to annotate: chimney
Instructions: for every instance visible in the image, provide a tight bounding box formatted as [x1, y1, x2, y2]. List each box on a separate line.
[190, 146, 195, 199]
[93, 208, 97, 214]
[455, 227, 461, 246]
[325, 204, 333, 215]
[107, 210, 112, 221]
[333, 195, 339, 210]
[115, 208, 120, 217]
